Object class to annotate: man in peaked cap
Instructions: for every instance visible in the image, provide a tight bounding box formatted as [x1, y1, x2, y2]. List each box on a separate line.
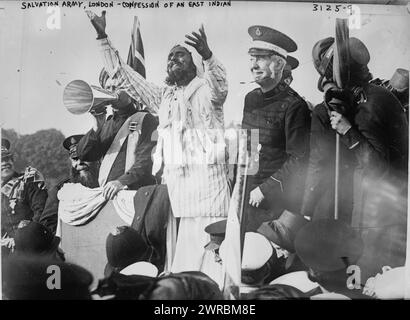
[1, 138, 48, 255]
[38, 135, 99, 234]
[241, 25, 311, 233]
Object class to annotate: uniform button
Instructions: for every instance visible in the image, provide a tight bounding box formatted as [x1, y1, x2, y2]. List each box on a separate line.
[136, 216, 141, 221]
[145, 191, 149, 196]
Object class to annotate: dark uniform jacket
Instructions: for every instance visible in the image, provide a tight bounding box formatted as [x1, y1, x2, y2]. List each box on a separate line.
[302, 83, 408, 226]
[77, 105, 158, 189]
[1, 171, 48, 238]
[241, 83, 311, 231]
[38, 177, 70, 234]
[301, 83, 408, 281]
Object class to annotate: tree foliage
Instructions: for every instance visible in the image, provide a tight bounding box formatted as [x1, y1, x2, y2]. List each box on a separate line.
[2, 128, 70, 187]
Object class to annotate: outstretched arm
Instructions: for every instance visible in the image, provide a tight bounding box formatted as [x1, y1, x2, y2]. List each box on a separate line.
[86, 10, 162, 114]
[185, 25, 228, 105]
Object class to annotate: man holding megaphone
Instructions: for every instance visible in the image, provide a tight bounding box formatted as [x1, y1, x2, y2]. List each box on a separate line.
[71, 13, 159, 200]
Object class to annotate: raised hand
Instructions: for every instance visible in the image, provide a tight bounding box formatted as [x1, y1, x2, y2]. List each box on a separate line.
[184, 24, 212, 60]
[86, 10, 107, 39]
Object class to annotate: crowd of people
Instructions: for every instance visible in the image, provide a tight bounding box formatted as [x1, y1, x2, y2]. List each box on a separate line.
[1, 10, 409, 300]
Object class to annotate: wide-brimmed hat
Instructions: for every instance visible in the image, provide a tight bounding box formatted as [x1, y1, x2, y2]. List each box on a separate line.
[257, 210, 309, 252]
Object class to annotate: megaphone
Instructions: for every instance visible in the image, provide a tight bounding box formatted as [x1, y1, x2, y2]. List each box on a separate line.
[63, 80, 118, 115]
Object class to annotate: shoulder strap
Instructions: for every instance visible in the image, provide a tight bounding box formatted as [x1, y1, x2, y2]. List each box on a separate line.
[99, 112, 146, 186]
[125, 112, 148, 173]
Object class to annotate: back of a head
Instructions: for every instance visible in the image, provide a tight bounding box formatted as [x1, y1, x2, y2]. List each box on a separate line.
[146, 271, 223, 300]
[295, 219, 364, 292]
[105, 226, 150, 275]
[13, 221, 55, 255]
[3, 255, 93, 300]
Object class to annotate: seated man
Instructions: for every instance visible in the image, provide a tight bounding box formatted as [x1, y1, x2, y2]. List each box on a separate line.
[76, 16, 158, 200]
[1, 138, 48, 254]
[38, 135, 99, 234]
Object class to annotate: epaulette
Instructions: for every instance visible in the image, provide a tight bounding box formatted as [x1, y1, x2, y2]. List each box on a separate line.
[23, 166, 46, 189]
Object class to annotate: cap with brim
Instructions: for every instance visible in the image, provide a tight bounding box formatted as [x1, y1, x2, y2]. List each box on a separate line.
[63, 134, 84, 159]
[242, 232, 273, 270]
[312, 36, 370, 91]
[105, 226, 150, 277]
[270, 271, 318, 293]
[295, 219, 364, 273]
[204, 219, 227, 251]
[286, 56, 299, 70]
[1, 138, 12, 160]
[390, 68, 409, 92]
[257, 210, 308, 252]
[248, 25, 297, 60]
[120, 261, 158, 277]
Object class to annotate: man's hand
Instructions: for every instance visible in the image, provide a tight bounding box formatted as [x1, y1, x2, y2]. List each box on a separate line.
[1, 236, 15, 251]
[249, 187, 265, 208]
[184, 24, 212, 60]
[102, 180, 125, 200]
[86, 10, 107, 39]
[330, 111, 352, 135]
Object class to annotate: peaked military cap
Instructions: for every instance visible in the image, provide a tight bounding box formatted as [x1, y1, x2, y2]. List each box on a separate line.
[204, 219, 227, 251]
[63, 134, 84, 159]
[248, 25, 297, 59]
[1, 138, 12, 160]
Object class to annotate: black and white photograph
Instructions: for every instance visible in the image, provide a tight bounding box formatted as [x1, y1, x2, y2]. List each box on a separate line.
[0, 0, 409, 304]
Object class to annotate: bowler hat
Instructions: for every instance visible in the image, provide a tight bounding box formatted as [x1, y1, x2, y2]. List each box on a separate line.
[105, 226, 150, 277]
[257, 210, 309, 252]
[295, 219, 364, 273]
[14, 221, 55, 255]
[312, 37, 370, 90]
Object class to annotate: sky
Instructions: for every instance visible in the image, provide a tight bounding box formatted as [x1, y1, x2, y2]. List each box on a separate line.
[0, 1, 409, 137]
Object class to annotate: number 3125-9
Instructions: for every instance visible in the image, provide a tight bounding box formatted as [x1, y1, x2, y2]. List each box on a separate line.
[313, 3, 353, 14]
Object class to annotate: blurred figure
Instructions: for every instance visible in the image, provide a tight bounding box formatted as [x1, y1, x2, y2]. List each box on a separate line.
[294, 219, 369, 299]
[370, 68, 409, 120]
[1, 138, 47, 255]
[38, 135, 99, 234]
[302, 36, 408, 280]
[92, 271, 223, 300]
[2, 254, 93, 300]
[389, 68, 409, 120]
[12, 221, 63, 261]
